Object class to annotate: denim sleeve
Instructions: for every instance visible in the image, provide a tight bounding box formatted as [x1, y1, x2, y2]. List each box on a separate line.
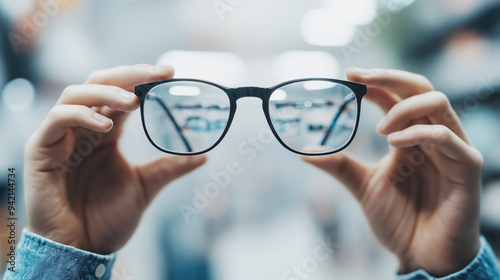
[3, 228, 116, 280]
[397, 236, 500, 280]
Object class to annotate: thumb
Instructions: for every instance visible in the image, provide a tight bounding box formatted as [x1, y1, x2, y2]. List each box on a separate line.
[135, 154, 207, 204]
[300, 146, 368, 200]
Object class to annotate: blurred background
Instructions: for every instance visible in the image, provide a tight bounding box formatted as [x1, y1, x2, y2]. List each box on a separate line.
[1, 0, 500, 279]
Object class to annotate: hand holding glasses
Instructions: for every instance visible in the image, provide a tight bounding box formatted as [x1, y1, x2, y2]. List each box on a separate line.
[134, 78, 366, 155]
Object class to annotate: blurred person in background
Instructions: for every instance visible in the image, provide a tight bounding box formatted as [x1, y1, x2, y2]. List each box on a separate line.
[0, 0, 73, 82]
[2, 64, 499, 280]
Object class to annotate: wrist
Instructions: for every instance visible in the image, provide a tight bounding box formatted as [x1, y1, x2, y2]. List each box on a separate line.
[398, 235, 481, 277]
[28, 224, 92, 253]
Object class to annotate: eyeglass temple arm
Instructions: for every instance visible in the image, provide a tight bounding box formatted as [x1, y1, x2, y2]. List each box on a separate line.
[148, 93, 193, 152]
[320, 96, 355, 146]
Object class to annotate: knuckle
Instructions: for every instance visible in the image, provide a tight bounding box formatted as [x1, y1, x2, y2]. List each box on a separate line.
[61, 85, 79, 98]
[75, 105, 91, 118]
[143, 64, 158, 79]
[135, 63, 150, 69]
[464, 147, 484, 170]
[471, 149, 484, 166]
[25, 135, 35, 153]
[49, 105, 88, 121]
[130, 64, 157, 81]
[86, 69, 105, 84]
[105, 85, 121, 97]
[372, 68, 388, 79]
[47, 105, 62, 119]
[416, 74, 434, 91]
[474, 151, 484, 167]
[432, 125, 451, 142]
[46, 106, 66, 125]
[24, 134, 42, 159]
[108, 86, 133, 108]
[390, 100, 407, 117]
[431, 91, 450, 107]
[409, 125, 424, 139]
[135, 63, 153, 72]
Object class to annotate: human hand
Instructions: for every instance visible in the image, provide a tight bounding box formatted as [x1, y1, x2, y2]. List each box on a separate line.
[24, 64, 207, 254]
[302, 68, 483, 276]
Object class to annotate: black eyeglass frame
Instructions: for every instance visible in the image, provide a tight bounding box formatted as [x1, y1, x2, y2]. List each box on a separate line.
[135, 78, 367, 156]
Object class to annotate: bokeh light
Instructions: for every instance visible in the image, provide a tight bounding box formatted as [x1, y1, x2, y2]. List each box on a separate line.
[274, 51, 340, 81]
[2, 78, 36, 112]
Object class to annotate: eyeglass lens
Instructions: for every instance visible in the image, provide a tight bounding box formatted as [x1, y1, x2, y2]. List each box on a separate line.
[143, 81, 230, 153]
[269, 80, 357, 154]
[142, 80, 358, 155]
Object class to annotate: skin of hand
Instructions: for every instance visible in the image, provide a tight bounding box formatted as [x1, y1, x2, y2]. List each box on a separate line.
[24, 64, 207, 255]
[301, 68, 483, 276]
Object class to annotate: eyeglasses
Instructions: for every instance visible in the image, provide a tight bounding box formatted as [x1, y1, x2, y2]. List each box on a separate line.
[134, 78, 366, 156]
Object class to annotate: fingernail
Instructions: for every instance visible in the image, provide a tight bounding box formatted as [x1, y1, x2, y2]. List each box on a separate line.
[94, 113, 110, 124]
[121, 90, 135, 100]
[353, 68, 373, 76]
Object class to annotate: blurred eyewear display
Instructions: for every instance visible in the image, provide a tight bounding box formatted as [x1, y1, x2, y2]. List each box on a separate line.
[135, 78, 366, 156]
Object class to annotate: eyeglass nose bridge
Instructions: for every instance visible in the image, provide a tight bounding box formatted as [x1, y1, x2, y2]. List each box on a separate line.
[228, 87, 273, 101]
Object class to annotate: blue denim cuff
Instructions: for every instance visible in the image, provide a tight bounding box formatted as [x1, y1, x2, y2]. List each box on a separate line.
[3, 228, 116, 280]
[397, 236, 500, 280]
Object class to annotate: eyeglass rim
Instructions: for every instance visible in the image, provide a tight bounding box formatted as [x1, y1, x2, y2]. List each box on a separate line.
[135, 78, 367, 156]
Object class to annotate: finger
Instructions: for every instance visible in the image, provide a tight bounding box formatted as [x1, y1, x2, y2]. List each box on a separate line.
[361, 87, 400, 114]
[33, 105, 113, 147]
[346, 67, 434, 99]
[346, 68, 400, 113]
[300, 146, 368, 201]
[56, 84, 139, 112]
[85, 64, 175, 92]
[388, 124, 475, 162]
[377, 91, 470, 143]
[135, 154, 207, 204]
[85, 64, 174, 138]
